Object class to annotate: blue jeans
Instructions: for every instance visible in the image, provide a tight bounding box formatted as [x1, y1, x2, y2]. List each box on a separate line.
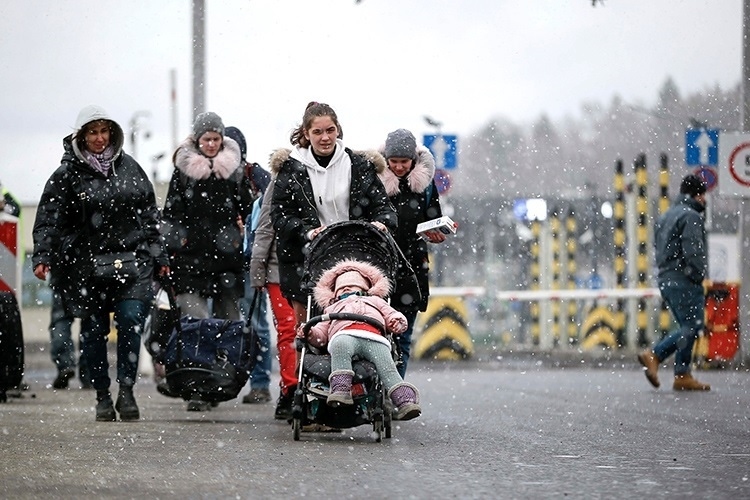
[81, 299, 149, 391]
[49, 293, 89, 382]
[653, 279, 705, 375]
[240, 285, 271, 390]
[396, 310, 418, 379]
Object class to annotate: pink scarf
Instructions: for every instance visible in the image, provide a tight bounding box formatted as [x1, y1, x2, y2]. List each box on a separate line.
[83, 145, 115, 176]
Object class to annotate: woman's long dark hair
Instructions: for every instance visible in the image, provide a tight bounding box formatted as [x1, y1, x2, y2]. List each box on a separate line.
[289, 101, 343, 148]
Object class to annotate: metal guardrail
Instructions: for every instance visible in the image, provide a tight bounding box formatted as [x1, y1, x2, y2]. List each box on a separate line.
[431, 286, 660, 301]
[430, 286, 662, 350]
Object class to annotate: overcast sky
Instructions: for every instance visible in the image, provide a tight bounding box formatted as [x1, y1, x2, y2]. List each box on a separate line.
[0, 0, 742, 203]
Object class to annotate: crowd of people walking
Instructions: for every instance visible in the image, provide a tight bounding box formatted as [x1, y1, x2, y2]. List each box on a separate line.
[26, 102, 447, 422]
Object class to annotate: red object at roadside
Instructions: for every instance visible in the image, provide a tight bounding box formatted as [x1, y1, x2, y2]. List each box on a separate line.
[704, 282, 740, 362]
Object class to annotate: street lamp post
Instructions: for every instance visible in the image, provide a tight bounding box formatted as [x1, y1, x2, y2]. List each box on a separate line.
[151, 152, 166, 183]
[423, 115, 446, 170]
[423, 115, 446, 286]
[129, 110, 152, 164]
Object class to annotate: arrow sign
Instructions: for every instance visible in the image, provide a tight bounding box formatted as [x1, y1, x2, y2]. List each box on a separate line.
[695, 132, 714, 164]
[686, 128, 719, 166]
[423, 134, 458, 169]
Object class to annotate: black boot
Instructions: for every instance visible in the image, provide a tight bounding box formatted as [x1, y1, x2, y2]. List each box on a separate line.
[96, 391, 116, 422]
[52, 367, 76, 389]
[274, 390, 294, 420]
[115, 386, 140, 421]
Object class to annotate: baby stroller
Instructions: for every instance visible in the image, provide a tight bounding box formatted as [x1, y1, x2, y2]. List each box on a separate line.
[292, 220, 417, 442]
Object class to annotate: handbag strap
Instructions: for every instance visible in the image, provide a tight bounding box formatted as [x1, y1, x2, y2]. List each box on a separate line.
[162, 277, 184, 364]
[242, 289, 262, 363]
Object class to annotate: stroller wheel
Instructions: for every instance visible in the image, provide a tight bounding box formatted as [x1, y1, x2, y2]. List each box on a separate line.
[292, 418, 301, 441]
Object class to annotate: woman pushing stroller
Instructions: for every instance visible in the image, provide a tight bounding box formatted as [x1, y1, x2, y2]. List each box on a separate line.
[299, 259, 421, 421]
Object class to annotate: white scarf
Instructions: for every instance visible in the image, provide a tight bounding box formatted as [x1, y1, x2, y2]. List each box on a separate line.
[290, 139, 352, 226]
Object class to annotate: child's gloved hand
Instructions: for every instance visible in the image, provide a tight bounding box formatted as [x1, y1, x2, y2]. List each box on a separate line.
[388, 317, 408, 334]
[295, 323, 306, 339]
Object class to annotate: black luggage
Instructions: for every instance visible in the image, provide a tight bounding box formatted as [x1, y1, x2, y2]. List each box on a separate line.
[0, 291, 24, 402]
[160, 288, 259, 403]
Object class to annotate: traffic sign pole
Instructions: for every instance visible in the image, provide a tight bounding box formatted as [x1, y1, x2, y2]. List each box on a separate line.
[742, 0, 750, 367]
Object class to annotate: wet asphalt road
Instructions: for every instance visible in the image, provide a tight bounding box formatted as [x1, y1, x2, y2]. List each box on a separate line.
[1, 345, 749, 499]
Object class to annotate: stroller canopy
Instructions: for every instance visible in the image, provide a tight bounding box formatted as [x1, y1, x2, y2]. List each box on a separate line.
[301, 220, 413, 296]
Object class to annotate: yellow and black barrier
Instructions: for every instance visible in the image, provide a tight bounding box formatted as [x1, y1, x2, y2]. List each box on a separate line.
[579, 305, 620, 350]
[414, 296, 473, 360]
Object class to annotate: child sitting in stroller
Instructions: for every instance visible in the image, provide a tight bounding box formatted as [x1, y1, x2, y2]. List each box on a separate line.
[299, 259, 422, 421]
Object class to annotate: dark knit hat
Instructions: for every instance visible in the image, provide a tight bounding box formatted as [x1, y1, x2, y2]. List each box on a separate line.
[680, 174, 707, 197]
[224, 126, 247, 160]
[384, 129, 418, 160]
[192, 112, 224, 140]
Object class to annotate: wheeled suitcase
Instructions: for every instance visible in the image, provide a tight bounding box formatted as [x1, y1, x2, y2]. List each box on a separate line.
[159, 288, 259, 403]
[0, 291, 24, 402]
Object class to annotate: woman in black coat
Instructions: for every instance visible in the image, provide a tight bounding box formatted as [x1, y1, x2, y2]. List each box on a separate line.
[32, 105, 169, 422]
[161, 112, 253, 321]
[270, 102, 397, 326]
[378, 129, 446, 377]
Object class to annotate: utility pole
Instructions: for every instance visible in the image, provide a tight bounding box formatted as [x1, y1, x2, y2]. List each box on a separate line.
[192, 0, 206, 120]
[740, 0, 750, 366]
[170, 68, 179, 151]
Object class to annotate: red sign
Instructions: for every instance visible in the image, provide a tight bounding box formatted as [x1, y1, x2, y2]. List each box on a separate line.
[0, 217, 19, 294]
[694, 166, 718, 192]
[728, 142, 750, 187]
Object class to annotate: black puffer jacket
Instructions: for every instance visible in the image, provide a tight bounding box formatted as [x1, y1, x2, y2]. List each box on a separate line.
[378, 145, 442, 312]
[269, 146, 397, 300]
[162, 136, 253, 296]
[32, 134, 167, 316]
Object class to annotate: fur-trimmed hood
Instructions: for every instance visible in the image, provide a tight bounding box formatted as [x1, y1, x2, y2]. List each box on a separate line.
[314, 259, 392, 308]
[173, 135, 242, 180]
[268, 147, 387, 175]
[377, 145, 435, 197]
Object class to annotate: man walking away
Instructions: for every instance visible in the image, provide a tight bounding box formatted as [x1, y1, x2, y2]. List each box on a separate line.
[638, 174, 710, 391]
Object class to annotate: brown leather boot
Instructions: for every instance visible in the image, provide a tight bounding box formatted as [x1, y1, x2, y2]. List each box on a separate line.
[673, 373, 710, 391]
[637, 350, 660, 388]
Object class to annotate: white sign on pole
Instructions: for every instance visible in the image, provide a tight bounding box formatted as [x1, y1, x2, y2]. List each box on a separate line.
[708, 233, 740, 282]
[718, 132, 750, 197]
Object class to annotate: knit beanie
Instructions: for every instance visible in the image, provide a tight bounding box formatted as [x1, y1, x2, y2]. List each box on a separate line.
[334, 270, 370, 296]
[193, 112, 225, 140]
[224, 126, 247, 160]
[384, 129, 418, 160]
[680, 174, 707, 197]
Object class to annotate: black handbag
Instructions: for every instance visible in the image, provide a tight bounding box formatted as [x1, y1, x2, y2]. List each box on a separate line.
[92, 252, 139, 282]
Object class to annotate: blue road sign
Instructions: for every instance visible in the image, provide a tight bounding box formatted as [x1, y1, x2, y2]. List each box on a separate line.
[686, 128, 719, 166]
[423, 134, 458, 169]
